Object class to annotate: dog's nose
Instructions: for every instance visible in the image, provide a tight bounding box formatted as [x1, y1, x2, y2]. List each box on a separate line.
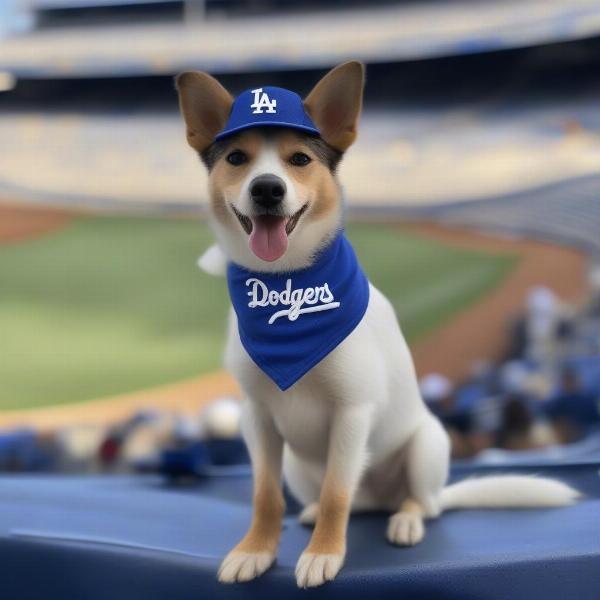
[250, 174, 286, 209]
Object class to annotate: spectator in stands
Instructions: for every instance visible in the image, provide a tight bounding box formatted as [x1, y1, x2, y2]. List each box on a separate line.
[496, 395, 557, 451]
[587, 264, 600, 318]
[420, 374, 472, 458]
[508, 286, 574, 364]
[496, 395, 532, 451]
[463, 369, 505, 456]
[525, 287, 561, 363]
[544, 367, 600, 443]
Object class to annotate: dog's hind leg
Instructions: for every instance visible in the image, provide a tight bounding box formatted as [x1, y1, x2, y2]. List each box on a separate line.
[286, 449, 378, 528]
[283, 446, 323, 525]
[387, 415, 450, 546]
[298, 502, 319, 526]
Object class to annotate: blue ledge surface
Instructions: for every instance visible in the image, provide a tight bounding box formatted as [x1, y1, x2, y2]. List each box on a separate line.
[0, 463, 598, 599]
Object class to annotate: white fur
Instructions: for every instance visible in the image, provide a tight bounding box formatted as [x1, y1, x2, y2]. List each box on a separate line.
[440, 476, 580, 511]
[236, 147, 302, 221]
[218, 551, 275, 583]
[209, 141, 341, 274]
[198, 244, 227, 276]
[298, 502, 319, 526]
[208, 133, 579, 588]
[295, 552, 344, 588]
[387, 512, 425, 546]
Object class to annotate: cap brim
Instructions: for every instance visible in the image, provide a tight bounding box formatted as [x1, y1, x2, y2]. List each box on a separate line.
[215, 121, 320, 141]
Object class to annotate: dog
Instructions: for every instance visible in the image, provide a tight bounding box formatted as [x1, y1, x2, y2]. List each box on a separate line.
[176, 61, 579, 588]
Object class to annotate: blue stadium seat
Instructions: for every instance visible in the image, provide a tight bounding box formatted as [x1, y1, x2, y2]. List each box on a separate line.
[0, 463, 598, 599]
[0, 429, 54, 471]
[464, 430, 600, 466]
[568, 356, 600, 395]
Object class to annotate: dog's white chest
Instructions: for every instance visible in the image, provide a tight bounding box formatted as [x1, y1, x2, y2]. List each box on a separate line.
[225, 284, 427, 464]
[227, 340, 334, 460]
[267, 386, 332, 461]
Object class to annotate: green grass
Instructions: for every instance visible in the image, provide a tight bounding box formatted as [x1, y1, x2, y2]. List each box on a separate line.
[0, 216, 517, 409]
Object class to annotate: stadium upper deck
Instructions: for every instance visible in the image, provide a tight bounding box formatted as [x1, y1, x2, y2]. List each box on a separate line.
[3, 0, 600, 78]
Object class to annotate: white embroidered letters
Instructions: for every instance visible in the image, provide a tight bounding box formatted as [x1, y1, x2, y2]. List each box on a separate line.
[250, 88, 277, 114]
[246, 278, 340, 324]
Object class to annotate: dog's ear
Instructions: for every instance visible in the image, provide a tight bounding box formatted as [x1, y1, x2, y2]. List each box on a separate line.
[175, 71, 233, 152]
[304, 61, 365, 152]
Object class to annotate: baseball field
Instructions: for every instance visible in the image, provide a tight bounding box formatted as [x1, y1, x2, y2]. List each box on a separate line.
[0, 207, 518, 410]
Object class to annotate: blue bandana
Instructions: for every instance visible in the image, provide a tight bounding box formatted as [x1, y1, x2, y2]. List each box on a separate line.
[227, 232, 370, 390]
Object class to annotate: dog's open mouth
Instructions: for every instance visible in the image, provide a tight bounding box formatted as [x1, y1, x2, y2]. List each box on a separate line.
[231, 203, 308, 262]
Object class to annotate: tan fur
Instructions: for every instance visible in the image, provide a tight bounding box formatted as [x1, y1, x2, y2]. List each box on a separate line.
[176, 62, 369, 587]
[207, 182, 232, 226]
[177, 63, 578, 588]
[209, 131, 264, 227]
[305, 477, 349, 556]
[207, 130, 340, 232]
[277, 132, 340, 222]
[176, 71, 233, 152]
[400, 497, 425, 516]
[304, 61, 365, 151]
[235, 469, 285, 554]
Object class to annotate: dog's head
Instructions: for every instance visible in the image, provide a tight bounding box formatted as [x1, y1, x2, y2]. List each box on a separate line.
[176, 61, 364, 272]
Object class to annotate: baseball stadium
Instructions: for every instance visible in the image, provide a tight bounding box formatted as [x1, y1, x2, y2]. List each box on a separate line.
[0, 1, 599, 598]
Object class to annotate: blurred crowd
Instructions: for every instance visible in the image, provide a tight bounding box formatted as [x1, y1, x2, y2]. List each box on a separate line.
[2, 266, 600, 473]
[422, 267, 600, 459]
[0, 397, 247, 476]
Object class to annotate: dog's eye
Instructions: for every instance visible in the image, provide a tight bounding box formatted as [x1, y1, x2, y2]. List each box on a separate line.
[289, 152, 311, 167]
[226, 150, 248, 166]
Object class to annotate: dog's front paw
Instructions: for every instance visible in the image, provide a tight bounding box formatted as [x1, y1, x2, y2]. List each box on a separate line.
[217, 550, 275, 583]
[295, 552, 344, 588]
[387, 512, 425, 546]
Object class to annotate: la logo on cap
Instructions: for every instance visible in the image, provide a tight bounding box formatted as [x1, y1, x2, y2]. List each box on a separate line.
[214, 85, 319, 141]
[251, 88, 277, 114]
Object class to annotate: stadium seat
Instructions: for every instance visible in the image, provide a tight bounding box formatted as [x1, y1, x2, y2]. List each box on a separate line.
[0, 429, 54, 471]
[464, 430, 600, 466]
[0, 463, 598, 599]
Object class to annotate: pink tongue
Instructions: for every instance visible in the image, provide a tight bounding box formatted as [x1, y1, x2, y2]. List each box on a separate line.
[249, 215, 288, 262]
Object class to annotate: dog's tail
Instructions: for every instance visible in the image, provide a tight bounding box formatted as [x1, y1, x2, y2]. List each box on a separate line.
[439, 475, 580, 512]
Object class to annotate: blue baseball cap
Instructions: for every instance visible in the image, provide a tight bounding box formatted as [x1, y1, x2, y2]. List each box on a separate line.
[215, 86, 320, 141]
